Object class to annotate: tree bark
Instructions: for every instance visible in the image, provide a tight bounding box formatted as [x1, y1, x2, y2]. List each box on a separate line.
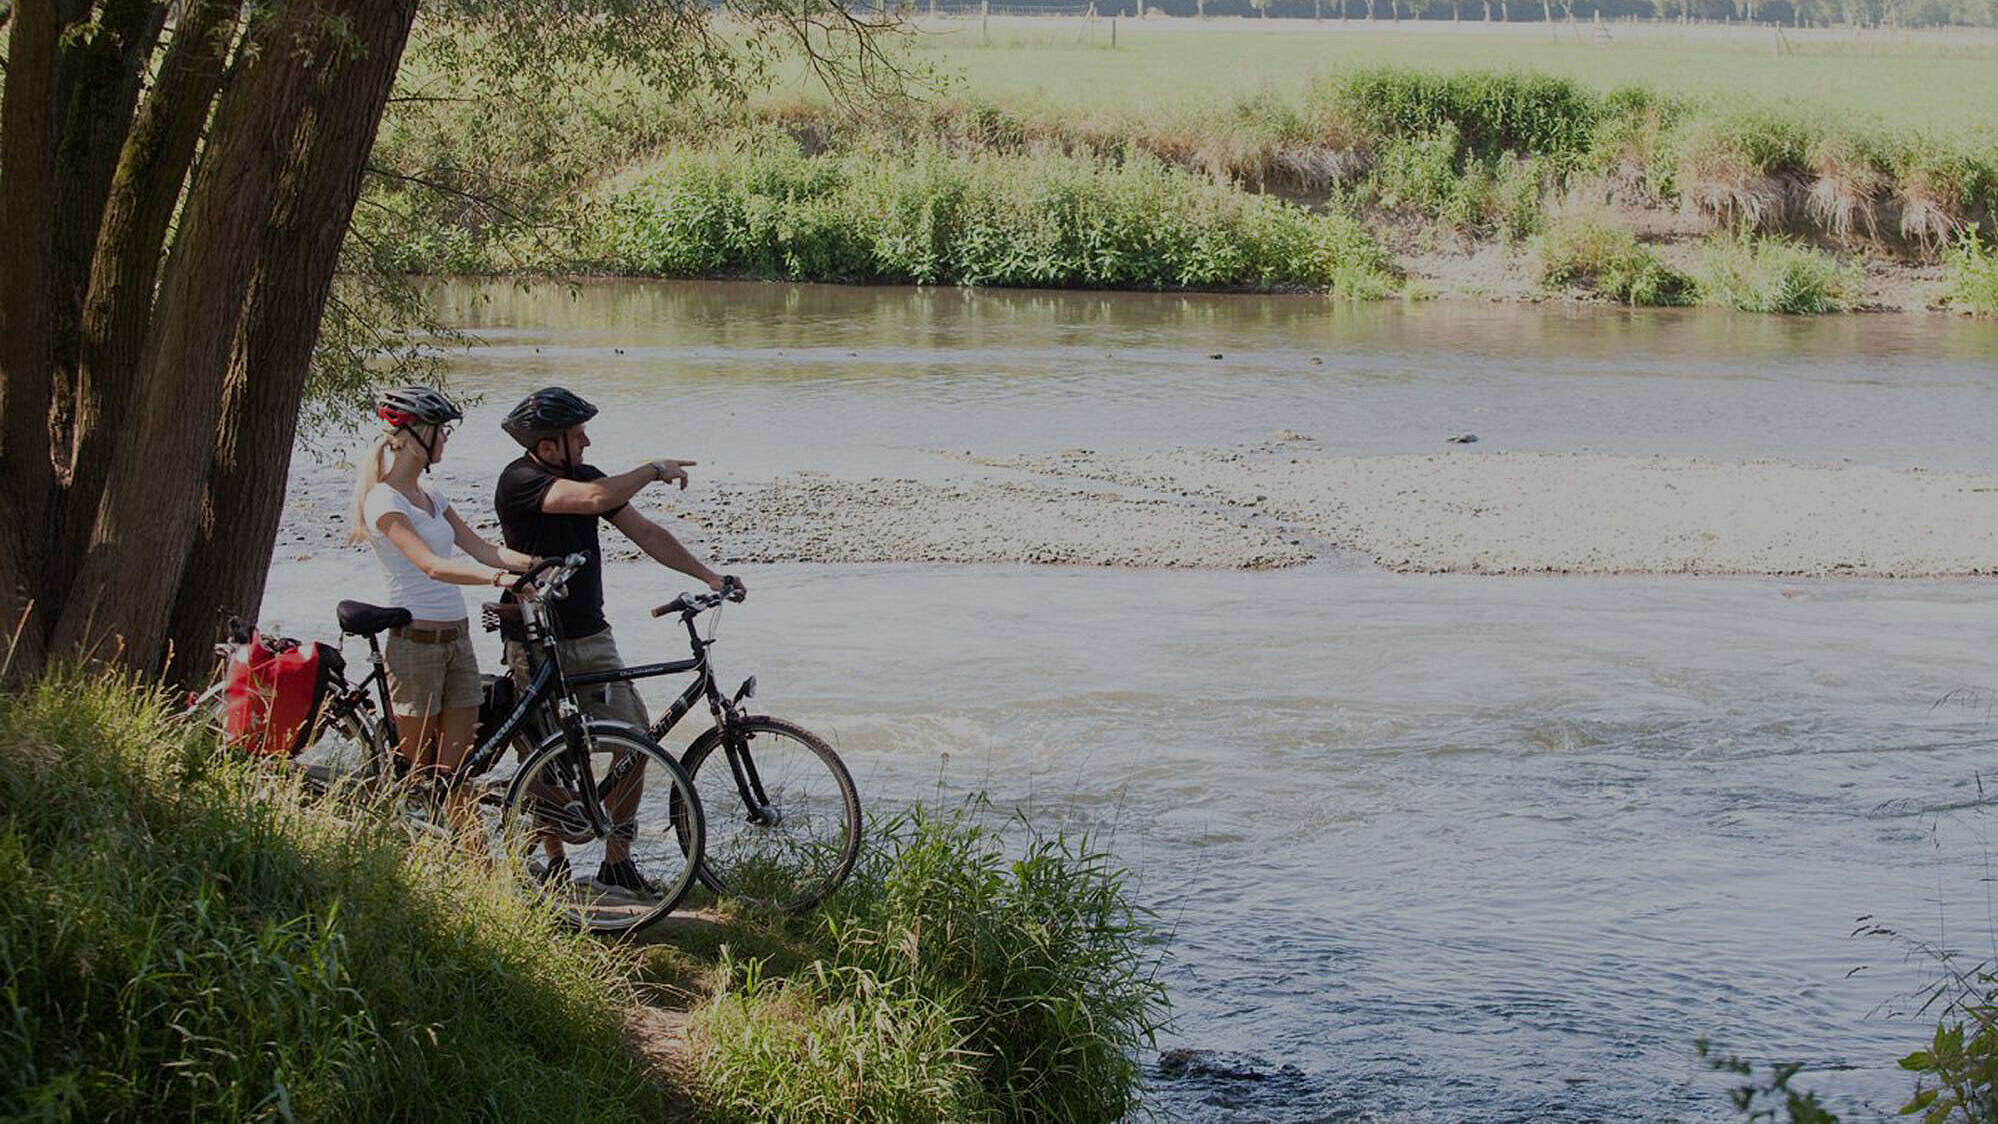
[61, 0, 242, 600]
[0, 0, 69, 677]
[166, 0, 420, 677]
[48, 0, 341, 668]
[46, 0, 167, 484]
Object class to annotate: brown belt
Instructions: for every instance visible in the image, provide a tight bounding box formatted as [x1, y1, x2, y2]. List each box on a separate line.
[392, 624, 465, 644]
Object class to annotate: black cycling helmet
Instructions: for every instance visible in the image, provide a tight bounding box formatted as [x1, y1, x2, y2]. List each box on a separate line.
[376, 385, 463, 429]
[501, 386, 598, 449]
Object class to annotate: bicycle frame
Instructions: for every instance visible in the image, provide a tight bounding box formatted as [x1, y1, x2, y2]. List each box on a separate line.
[324, 573, 624, 837]
[569, 602, 779, 827]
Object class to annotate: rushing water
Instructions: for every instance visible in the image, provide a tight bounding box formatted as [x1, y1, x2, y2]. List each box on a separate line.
[268, 280, 1998, 1120]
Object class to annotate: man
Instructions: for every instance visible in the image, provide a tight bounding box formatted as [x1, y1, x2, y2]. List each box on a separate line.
[493, 386, 739, 895]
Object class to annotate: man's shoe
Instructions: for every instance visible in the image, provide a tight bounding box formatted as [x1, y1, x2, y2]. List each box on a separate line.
[530, 855, 571, 889]
[592, 859, 660, 900]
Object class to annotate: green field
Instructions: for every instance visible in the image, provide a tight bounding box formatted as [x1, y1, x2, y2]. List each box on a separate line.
[836, 20, 1998, 133]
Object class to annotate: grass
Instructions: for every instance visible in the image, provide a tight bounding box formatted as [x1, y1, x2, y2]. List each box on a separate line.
[881, 21, 1998, 133]
[0, 670, 1171, 1120]
[1945, 232, 1998, 314]
[1536, 208, 1688, 305]
[0, 670, 665, 1120]
[679, 800, 1170, 1122]
[1691, 235, 1863, 313]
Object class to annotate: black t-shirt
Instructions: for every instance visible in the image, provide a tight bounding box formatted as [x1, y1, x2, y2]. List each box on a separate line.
[494, 456, 624, 640]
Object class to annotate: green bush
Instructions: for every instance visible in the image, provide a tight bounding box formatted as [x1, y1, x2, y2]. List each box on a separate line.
[0, 671, 662, 1121]
[1327, 67, 1601, 167]
[1945, 231, 1998, 314]
[1692, 236, 1863, 314]
[1537, 211, 1689, 306]
[1493, 155, 1546, 242]
[1583, 86, 1688, 180]
[688, 801, 1170, 1123]
[597, 138, 1399, 295]
[1366, 123, 1472, 222]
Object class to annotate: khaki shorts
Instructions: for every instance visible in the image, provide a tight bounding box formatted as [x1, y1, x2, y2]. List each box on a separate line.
[505, 628, 649, 732]
[384, 628, 482, 717]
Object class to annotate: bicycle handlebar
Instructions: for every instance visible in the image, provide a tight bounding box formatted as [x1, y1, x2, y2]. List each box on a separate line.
[509, 552, 591, 600]
[650, 575, 745, 618]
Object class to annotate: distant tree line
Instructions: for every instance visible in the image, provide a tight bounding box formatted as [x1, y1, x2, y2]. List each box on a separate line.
[969, 0, 1998, 26]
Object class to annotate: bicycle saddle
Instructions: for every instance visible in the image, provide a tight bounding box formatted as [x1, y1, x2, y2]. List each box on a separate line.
[337, 600, 412, 637]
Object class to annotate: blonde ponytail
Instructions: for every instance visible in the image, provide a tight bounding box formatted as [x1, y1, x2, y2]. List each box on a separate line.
[346, 431, 399, 545]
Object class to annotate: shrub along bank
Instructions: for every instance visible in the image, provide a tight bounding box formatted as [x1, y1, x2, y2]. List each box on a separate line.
[588, 140, 1398, 295]
[363, 59, 1998, 311]
[673, 801, 1169, 1123]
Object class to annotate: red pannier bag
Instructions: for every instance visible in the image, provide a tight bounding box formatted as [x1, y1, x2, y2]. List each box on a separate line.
[221, 631, 340, 757]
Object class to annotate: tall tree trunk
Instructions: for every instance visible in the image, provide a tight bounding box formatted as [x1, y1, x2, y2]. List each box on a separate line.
[0, 0, 69, 678]
[46, 0, 167, 483]
[60, 0, 240, 607]
[166, 0, 420, 678]
[48, 0, 349, 668]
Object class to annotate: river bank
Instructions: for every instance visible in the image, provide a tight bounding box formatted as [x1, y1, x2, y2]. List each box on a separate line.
[364, 46, 1998, 315]
[277, 438, 1998, 578]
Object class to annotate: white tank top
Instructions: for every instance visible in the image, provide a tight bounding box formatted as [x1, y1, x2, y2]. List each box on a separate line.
[362, 480, 468, 622]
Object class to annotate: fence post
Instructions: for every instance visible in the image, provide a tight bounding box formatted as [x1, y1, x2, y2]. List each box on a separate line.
[981, 0, 989, 43]
[1111, 13, 1117, 44]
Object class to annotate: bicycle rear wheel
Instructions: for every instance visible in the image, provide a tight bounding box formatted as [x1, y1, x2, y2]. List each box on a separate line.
[496, 723, 703, 933]
[186, 683, 391, 795]
[680, 716, 860, 913]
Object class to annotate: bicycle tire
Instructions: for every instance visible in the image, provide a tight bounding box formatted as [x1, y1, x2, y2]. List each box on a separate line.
[498, 721, 704, 934]
[679, 716, 860, 914]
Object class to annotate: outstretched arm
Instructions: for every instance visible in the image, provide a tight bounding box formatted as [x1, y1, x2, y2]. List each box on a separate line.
[541, 459, 696, 516]
[607, 505, 737, 593]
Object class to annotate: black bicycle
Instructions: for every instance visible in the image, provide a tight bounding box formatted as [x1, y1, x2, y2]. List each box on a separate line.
[196, 554, 707, 934]
[581, 582, 862, 913]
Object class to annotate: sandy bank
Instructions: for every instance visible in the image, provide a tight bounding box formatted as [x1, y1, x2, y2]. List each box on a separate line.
[273, 440, 1998, 578]
[676, 475, 1311, 570]
[995, 442, 1998, 576]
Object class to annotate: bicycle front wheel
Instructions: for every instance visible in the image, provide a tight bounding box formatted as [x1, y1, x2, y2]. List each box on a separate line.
[681, 716, 860, 913]
[497, 723, 704, 933]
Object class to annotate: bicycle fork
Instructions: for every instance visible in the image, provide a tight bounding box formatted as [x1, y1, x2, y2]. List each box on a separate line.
[723, 728, 781, 828]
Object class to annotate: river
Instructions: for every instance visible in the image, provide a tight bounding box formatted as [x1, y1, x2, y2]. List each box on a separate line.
[264, 279, 1998, 1120]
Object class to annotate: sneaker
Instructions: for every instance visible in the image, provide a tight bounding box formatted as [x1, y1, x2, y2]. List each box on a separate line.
[530, 855, 571, 888]
[591, 859, 660, 900]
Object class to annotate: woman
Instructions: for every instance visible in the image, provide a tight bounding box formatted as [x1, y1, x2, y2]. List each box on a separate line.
[348, 386, 534, 792]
